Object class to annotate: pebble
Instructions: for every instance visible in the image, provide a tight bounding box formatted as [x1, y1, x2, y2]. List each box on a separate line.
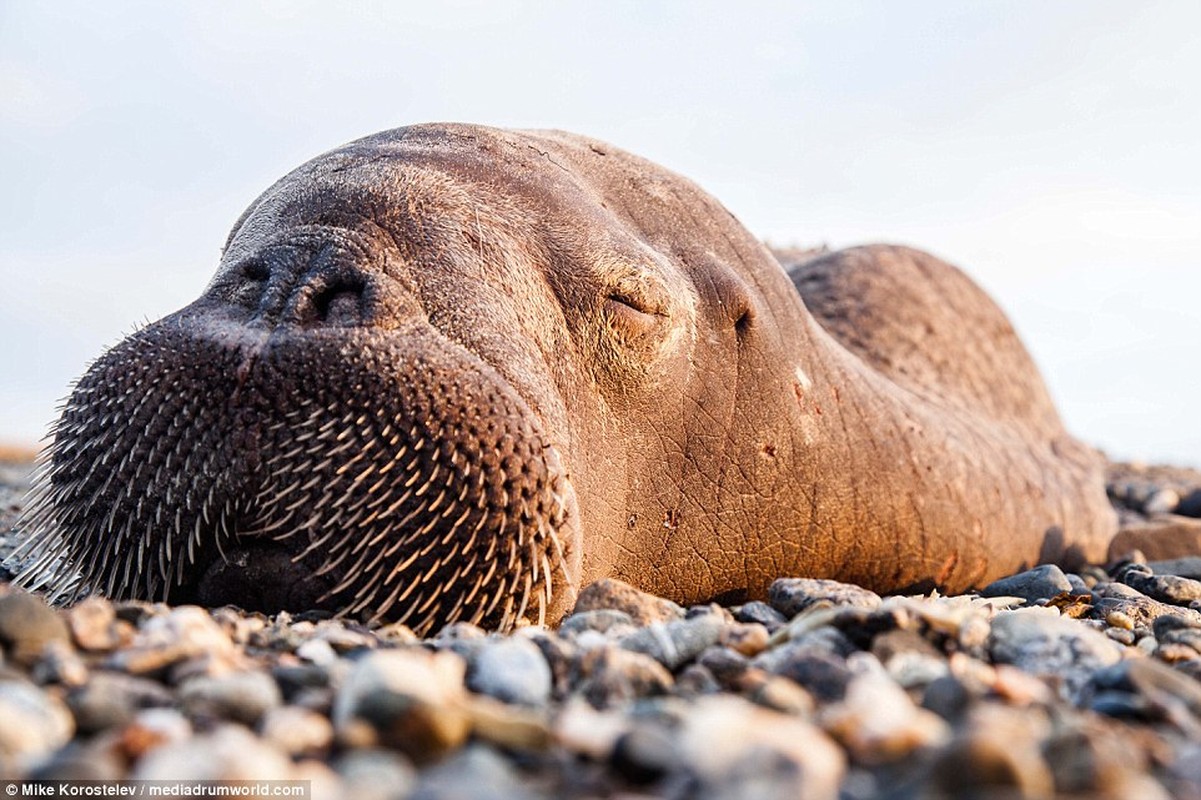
[0, 591, 71, 666]
[108, 605, 236, 675]
[411, 744, 536, 800]
[1147, 556, 1201, 580]
[820, 652, 950, 763]
[1144, 488, 1181, 515]
[466, 636, 552, 707]
[1120, 564, 1201, 605]
[571, 578, 685, 625]
[66, 671, 173, 732]
[259, 705, 334, 757]
[734, 600, 788, 630]
[334, 749, 417, 800]
[332, 648, 471, 762]
[68, 598, 132, 651]
[0, 679, 75, 768]
[678, 695, 845, 800]
[988, 608, 1123, 702]
[132, 723, 295, 780]
[768, 578, 882, 618]
[980, 563, 1073, 603]
[618, 615, 724, 671]
[558, 608, 637, 637]
[578, 644, 674, 708]
[1178, 488, 1201, 518]
[178, 669, 282, 725]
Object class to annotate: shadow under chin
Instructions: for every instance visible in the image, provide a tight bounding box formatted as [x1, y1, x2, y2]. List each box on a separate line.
[178, 544, 339, 615]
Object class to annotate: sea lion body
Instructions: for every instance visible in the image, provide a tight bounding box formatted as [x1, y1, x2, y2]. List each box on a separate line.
[16, 124, 1115, 631]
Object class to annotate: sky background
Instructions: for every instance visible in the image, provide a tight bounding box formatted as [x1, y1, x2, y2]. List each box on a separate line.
[1, 2, 1198, 465]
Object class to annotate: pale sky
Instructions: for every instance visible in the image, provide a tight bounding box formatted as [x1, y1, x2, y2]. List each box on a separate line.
[1, 2, 1198, 464]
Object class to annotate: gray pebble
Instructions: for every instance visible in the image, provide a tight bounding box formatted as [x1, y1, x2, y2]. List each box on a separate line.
[178, 670, 282, 725]
[768, 578, 881, 618]
[132, 723, 294, 780]
[578, 645, 674, 709]
[66, 671, 173, 732]
[558, 609, 636, 637]
[618, 616, 724, 671]
[259, 705, 334, 757]
[1121, 568, 1201, 606]
[1178, 489, 1201, 518]
[980, 564, 1072, 603]
[466, 636, 552, 707]
[334, 749, 417, 800]
[1147, 556, 1201, 580]
[989, 610, 1123, 702]
[411, 744, 535, 800]
[733, 601, 788, 630]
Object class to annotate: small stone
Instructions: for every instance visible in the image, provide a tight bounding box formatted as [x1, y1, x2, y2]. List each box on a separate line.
[558, 609, 636, 637]
[980, 564, 1072, 603]
[678, 695, 845, 800]
[115, 709, 192, 762]
[31, 640, 89, 686]
[1147, 556, 1201, 579]
[260, 705, 334, 757]
[0, 591, 71, 666]
[1122, 569, 1201, 606]
[68, 598, 131, 652]
[768, 578, 881, 618]
[721, 622, 771, 656]
[334, 749, 417, 800]
[921, 675, 971, 722]
[734, 600, 788, 630]
[1066, 572, 1091, 593]
[928, 704, 1054, 798]
[466, 636, 552, 707]
[577, 645, 674, 709]
[411, 744, 536, 800]
[1106, 610, 1135, 630]
[332, 648, 471, 762]
[108, 606, 236, 675]
[1106, 628, 1136, 645]
[820, 652, 950, 763]
[553, 697, 630, 760]
[132, 723, 295, 780]
[675, 663, 721, 696]
[179, 670, 282, 725]
[1178, 489, 1201, 518]
[1144, 489, 1181, 515]
[572, 579, 685, 625]
[0, 680, 75, 768]
[618, 615, 723, 671]
[295, 637, 339, 666]
[611, 724, 677, 784]
[754, 645, 853, 702]
[989, 609, 1123, 702]
[1092, 582, 1201, 629]
[66, 672, 173, 733]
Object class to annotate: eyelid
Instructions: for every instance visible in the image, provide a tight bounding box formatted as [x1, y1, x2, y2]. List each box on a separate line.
[609, 272, 669, 317]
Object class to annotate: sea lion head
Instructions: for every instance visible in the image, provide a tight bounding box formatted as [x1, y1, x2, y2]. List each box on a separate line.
[16, 124, 763, 632]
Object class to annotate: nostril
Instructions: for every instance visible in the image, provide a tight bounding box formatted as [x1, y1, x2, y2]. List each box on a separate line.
[243, 261, 270, 282]
[313, 276, 366, 323]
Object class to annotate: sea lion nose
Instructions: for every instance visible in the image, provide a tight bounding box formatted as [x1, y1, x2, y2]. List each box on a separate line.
[242, 227, 409, 329]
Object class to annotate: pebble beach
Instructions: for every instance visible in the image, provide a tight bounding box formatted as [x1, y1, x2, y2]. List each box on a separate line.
[3, 455, 1201, 799]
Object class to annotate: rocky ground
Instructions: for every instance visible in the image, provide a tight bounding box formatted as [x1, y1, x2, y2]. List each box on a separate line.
[3, 455, 1201, 799]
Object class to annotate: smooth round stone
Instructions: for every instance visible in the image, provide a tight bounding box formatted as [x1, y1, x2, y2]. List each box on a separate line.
[334, 749, 417, 800]
[558, 609, 636, 638]
[410, 744, 536, 800]
[578, 645, 674, 709]
[768, 578, 882, 618]
[332, 648, 471, 763]
[66, 671, 174, 732]
[179, 670, 282, 725]
[260, 705, 334, 757]
[68, 598, 130, 652]
[1177, 489, 1201, 518]
[108, 606, 235, 675]
[572, 579, 685, 626]
[466, 637, 552, 707]
[980, 564, 1073, 603]
[1144, 489, 1181, 516]
[0, 680, 75, 767]
[733, 601, 788, 630]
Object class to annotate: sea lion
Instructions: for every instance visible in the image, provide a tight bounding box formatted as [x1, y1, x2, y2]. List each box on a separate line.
[14, 123, 1116, 633]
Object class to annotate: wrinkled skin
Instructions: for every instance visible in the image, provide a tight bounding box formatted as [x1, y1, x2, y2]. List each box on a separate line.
[16, 124, 1116, 632]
